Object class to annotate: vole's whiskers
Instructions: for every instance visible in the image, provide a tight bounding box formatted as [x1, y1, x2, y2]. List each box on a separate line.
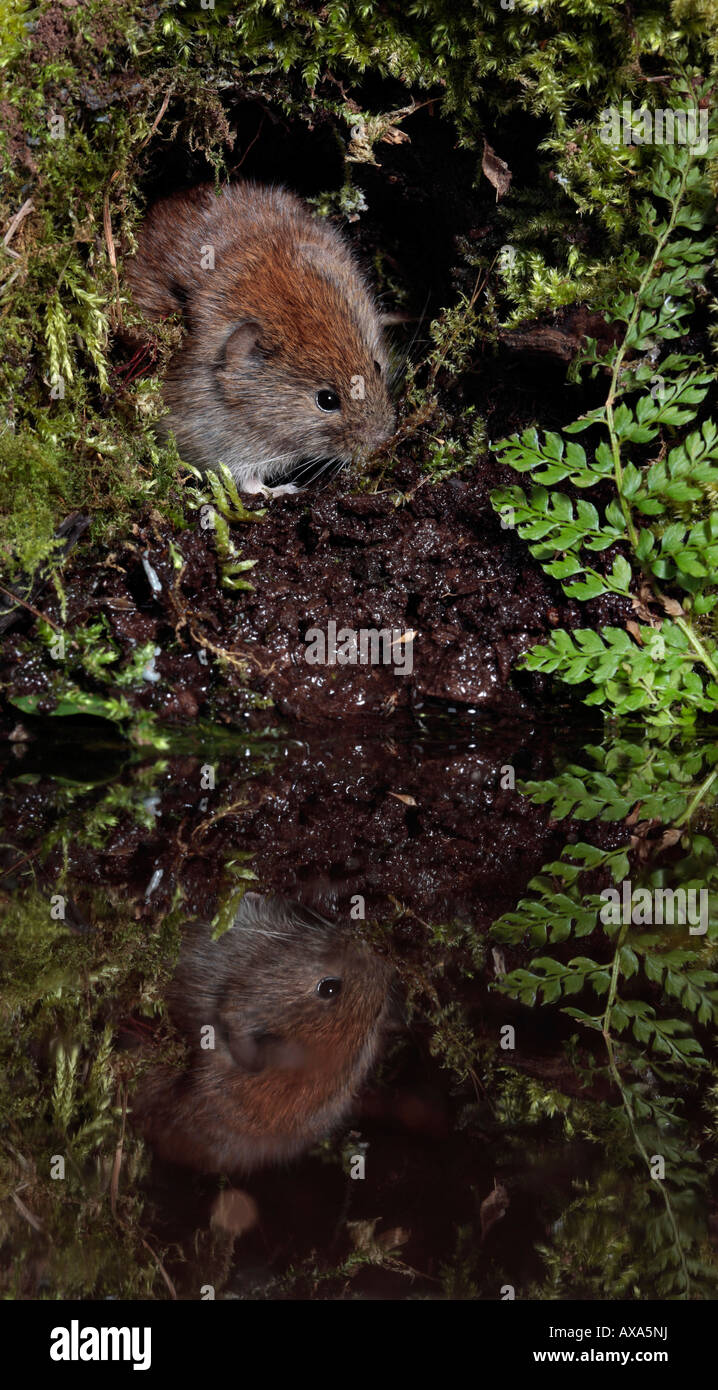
[284, 453, 329, 487]
[315, 457, 345, 492]
[255, 450, 298, 480]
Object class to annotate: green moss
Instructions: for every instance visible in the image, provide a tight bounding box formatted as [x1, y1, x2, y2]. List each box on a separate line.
[0, 430, 67, 576]
[0, 880, 181, 1297]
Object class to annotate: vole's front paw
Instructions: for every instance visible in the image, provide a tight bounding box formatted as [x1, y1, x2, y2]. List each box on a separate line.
[241, 478, 302, 500]
[264, 482, 302, 499]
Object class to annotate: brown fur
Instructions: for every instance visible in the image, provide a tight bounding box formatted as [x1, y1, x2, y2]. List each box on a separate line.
[126, 183, 396, 492]
[134, 893, 392, 1173]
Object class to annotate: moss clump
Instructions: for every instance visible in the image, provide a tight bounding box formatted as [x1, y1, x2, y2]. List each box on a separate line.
[2, 0, 715, 567]
[0, 882, 182, 1298]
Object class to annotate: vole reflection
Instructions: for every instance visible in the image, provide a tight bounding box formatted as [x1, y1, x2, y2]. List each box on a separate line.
[136, 893, 392, 1174]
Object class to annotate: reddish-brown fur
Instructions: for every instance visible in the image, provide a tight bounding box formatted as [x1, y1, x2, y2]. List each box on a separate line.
[126, 183, 396, 493]
[134, 893, 392, 1173]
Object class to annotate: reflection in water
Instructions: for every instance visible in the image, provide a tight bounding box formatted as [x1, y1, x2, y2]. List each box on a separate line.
[1, 723, 716, 1299]
[136, 894, 392, 1173]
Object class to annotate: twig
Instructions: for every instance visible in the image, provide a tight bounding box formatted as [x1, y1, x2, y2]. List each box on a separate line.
[190, 797, 251, 840]
[139, 1237, 177, 1300]
[104, 90, 173, 326]
[230, 114, 266, 174]
[103, 178, 122, 325]
[11, 1189, 44, 1234]
[137, 90, 172, 156]
[0, 267, 22, 296]
[0, 846, 42, 882]
[3, 197, 33, 248]
[0, 581, 63, 632]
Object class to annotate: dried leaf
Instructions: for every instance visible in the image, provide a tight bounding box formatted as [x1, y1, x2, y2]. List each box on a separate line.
[347, 1217, 380, 1251]
[629, 594, 655, 624]
[491, 947, 507, 978]
[480, 1181, 509, 1240]
[630, 819, 662, 859]
[482, 140, 512, 201]
[347, 1218, 410, 1257]
[388, 792, 418, 806]
[381, 126, 410, 146]
[630, 582, 668, 628]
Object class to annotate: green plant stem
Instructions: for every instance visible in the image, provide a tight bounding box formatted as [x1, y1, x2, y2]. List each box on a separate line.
[601, 922, 691, 1297]
[604, 159, 691, 534]
[598, 749, 718, 1292]
[603, 148, 717, 684]
[674, 769, 718, 829]
[673, 616, 718, 680]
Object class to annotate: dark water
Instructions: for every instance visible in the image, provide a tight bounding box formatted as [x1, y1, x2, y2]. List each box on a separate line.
[1, 717, 716, 1300]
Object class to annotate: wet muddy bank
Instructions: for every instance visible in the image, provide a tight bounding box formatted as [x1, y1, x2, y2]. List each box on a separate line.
[0, 439, 631, 731]
[1, 719, 623, 930]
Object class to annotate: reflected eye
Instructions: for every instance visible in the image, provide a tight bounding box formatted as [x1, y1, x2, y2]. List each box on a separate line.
[316, 389, 341, 412]
[316, 976, 342, 1000]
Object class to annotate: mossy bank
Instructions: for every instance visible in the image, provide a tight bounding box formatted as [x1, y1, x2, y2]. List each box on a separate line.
[1, 0, 717, 734]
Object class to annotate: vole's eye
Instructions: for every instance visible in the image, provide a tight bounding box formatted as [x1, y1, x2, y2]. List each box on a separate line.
[373, 360, 382, 376]
[316, 389, 341, 412]
[316, 976, 342, 1000]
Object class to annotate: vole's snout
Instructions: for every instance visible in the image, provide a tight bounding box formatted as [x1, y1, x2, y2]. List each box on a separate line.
[358, 405, 396, 457]
[375, 414, 397, 450]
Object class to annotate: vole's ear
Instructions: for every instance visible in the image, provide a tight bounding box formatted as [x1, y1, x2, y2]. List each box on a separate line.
[216, 320, 265, 374]
[227, 1029, 306, 1073]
